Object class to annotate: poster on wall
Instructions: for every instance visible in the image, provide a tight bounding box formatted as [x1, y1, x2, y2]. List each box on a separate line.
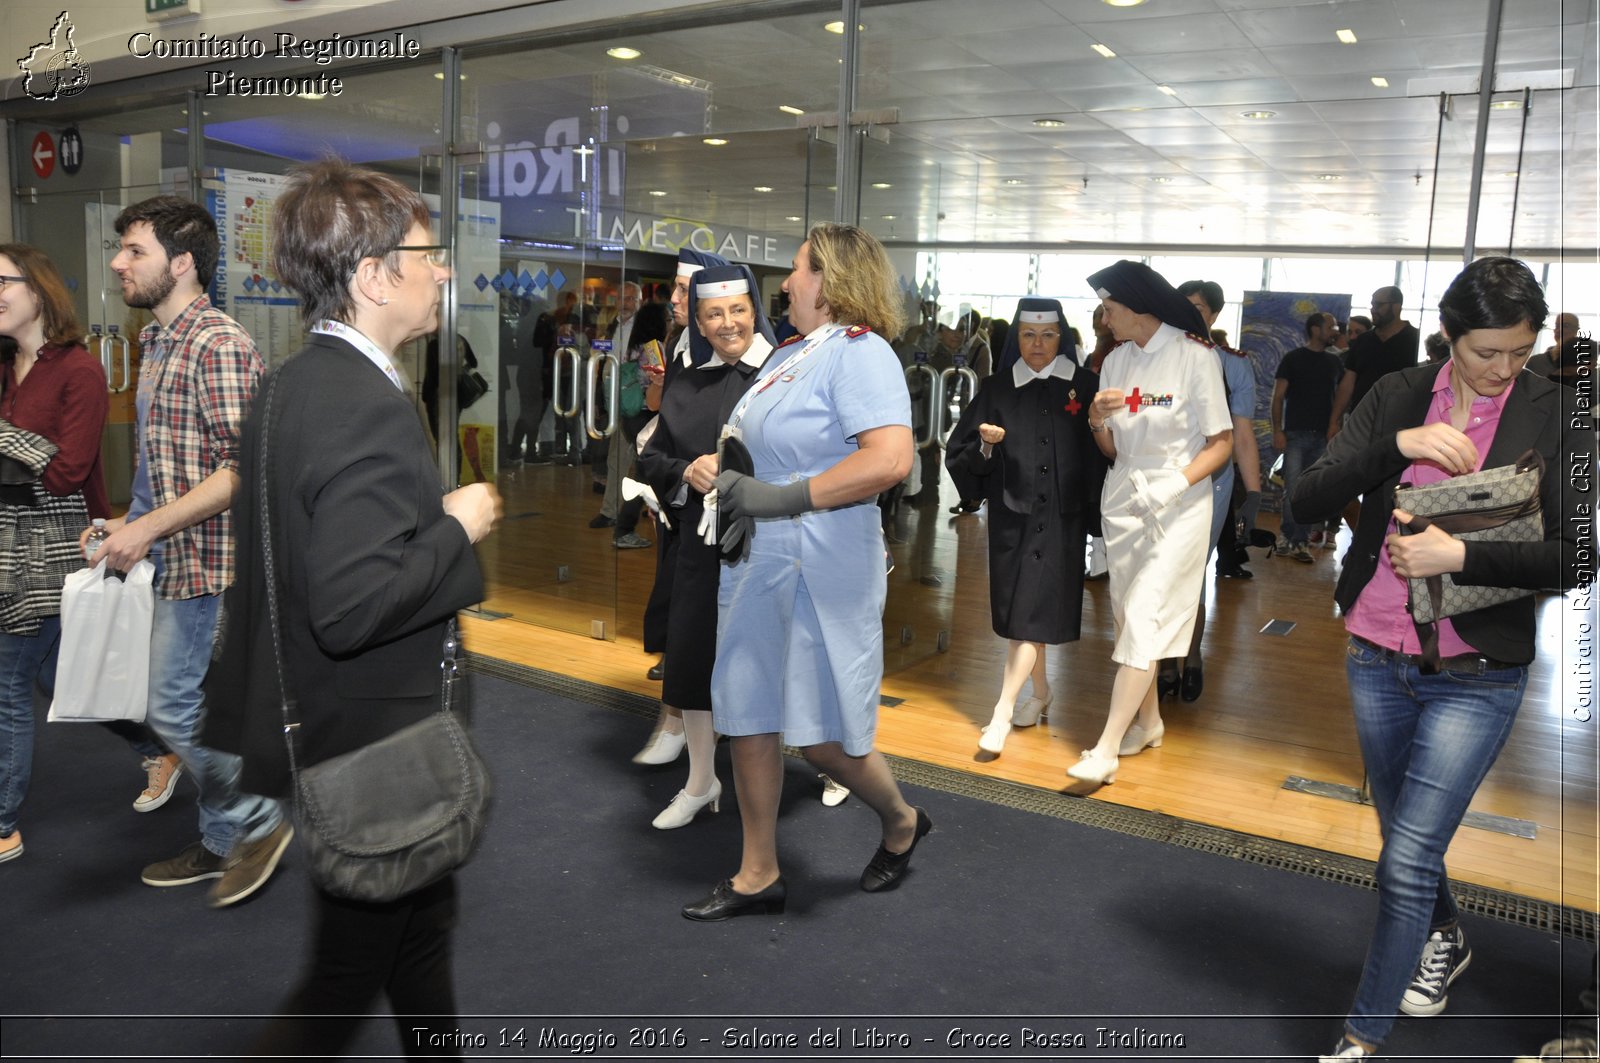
[1239, 290, 1353, 511]
[206, 168, 306, 367]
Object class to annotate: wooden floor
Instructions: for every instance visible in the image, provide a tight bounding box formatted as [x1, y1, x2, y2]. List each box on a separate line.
[464, 455, 1600, 912]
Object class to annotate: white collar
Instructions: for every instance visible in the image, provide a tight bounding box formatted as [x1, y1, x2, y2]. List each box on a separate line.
[313, 320, 405, 390]
[1012, 354, 1072, 387]
[698, 333, 773, 371]
[1138, 322, 1185, 354]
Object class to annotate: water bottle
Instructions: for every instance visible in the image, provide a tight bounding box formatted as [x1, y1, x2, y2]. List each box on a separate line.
[84, 518, 109, 562]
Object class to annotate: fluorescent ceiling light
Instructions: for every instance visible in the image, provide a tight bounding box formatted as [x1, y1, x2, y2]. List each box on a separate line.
[1313, 173, 1342, 181]
[1091, 43, 1117, 58]
[881, 214, 896, 220]
[753, 185, 773, 192]
[1491, 99, 1522, 109]
[606, 47, 640, 60]
[1033, 118, 1066, 127]
[824, 21, 864, 33]
[785, 215, 802, 221]
[1336, 29, 1358, 44]
[1152, 176, 1173, 183]
[1003, 178, 1023, 185]
[1103, 0, 1146, 6]
[778, 105, 805, 116]
[1239, 110, 1277, 119]
[1370, 76, 1389, 88]
[648, 190, 667, 197]
[703, 137, 728, 146]
[1157, 85, 1177, 95]
[871, 182, 892, 189]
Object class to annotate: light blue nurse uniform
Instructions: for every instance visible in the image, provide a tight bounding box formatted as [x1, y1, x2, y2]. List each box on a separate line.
[711, 324, 911, 754]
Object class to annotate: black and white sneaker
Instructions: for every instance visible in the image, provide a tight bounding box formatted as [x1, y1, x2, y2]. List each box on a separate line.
[1400, 924, 1471, 1016]
[1319, 1036, 1373, 1061]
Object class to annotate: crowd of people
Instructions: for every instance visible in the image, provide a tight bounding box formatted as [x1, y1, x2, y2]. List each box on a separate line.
[0, 164, 1592, 1060]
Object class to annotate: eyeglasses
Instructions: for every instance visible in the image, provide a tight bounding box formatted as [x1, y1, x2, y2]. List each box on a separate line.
[393, 245, 450, 269]
[1017, 330, 1061, 343]
[0, 275, 27, 293]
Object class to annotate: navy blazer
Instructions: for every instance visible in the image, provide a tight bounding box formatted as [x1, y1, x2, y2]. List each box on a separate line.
[206, 335, 484, 797]
[1290, 362, 1593, 665]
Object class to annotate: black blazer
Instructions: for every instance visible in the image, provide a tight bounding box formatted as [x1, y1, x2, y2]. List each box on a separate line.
[1290, 363, 1593, 665]
[206, 335, 484, 797]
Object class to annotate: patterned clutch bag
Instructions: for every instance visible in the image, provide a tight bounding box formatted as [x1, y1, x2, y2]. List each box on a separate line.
[1395, 449, 1544, 669]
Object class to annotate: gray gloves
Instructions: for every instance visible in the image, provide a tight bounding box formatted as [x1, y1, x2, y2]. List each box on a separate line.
[713, 471, 814, 562]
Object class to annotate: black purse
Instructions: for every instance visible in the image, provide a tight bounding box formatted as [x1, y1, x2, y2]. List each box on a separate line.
[257, 373, 492, 904]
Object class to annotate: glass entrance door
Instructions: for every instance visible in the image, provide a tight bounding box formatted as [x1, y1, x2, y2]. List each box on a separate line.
[456, 143, 627, 640]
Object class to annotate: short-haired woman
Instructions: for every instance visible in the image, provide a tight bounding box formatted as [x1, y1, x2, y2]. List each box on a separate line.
[1292, 257, 1592, 1061]
[684, 224, 929, 920]
[207, 158, 500, 1055]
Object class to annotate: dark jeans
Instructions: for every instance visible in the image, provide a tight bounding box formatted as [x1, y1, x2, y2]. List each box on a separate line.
[253, 875, 462, 1060]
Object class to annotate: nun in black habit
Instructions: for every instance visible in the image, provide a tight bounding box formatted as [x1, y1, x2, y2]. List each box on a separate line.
[635, 264, 777, 828]
[945, 298, 1106, 755]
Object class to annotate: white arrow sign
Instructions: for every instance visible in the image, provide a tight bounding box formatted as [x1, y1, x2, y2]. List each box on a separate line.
[33, 142, 54, 169]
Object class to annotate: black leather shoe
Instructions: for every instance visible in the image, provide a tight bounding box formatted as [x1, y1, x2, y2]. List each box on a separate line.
[948, 500, 981, 515]
[1181, 664, 1204, 702]
[588, 514, 616, 528]
[860, 807, 932, 892]
[1216, 562, 1253, 579]
[682, 878, 786, 921]
[647, 661, 665, 681]
[1156, 670, 1180, 699]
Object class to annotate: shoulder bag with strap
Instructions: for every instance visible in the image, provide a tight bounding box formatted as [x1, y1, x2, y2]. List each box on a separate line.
[258, 371, 492, 904]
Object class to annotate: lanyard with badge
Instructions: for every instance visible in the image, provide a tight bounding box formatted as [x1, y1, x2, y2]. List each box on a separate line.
[312, 320, 407, 391]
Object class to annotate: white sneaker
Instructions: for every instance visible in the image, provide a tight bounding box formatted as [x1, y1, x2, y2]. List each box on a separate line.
[1400, 925, 1471, 1016]
[1319, 1037, 1372, 1061]
[651, 778, 721, 829]
[632, 724, 687, 766]
[819, 774, 850, 807]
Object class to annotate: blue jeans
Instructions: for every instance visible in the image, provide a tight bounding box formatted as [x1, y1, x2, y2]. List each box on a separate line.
[147, 594, 281, 857]
[1279, 430, 1326, 543]
[1342, 637, 1528, 1047]
[0, 618, 62, 836]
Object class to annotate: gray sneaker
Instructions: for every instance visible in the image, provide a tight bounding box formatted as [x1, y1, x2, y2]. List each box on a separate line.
[1290, 542, 1315, 563]
[613, 533, 653, 549]
[208, 821, 294, 909]
[141, 841, 226, 887]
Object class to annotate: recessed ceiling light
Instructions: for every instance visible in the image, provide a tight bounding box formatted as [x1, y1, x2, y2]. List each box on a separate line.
[301, 92, 326, 101]
[648, 190, 668, 197]
[1157, 84, 1178, 95]
[703, 137, 728, 146]
[1003, 178, 1023, 185]
[1033, 118, 1066, 128]
[1240, 109, 1277, 120]
[1313, 173, 1342, 181]
[1152, 176, 1174, 184]
[1091, 43, 1117, 58]
[1370, 76, 1389, 88]
[871, 182, 892, 189]
[753, 185, 774, 192]
[881, 214, 896, 220]
[778, 105, 805, 116]
[1336, 29, 1358, 44]
[824, 21, 864, 33]
[1491, 99, 1522, 110]
[1502, 170, 1520, 177]
[433, 72, 467, 80]
[1103, 0, 1147, 6]
[606, 46, 641, 60]
[785, 215, 802, 222]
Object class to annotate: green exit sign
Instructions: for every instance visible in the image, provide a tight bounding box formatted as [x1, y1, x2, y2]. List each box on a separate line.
[146, 0, 203, 20]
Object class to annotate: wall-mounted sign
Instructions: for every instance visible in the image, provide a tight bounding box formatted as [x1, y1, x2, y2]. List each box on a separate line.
[29, 131, 55, 179]
[58, 127, 84, 175]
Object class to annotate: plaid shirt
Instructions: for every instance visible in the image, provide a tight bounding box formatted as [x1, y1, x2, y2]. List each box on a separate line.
[136, 294, 263, 600]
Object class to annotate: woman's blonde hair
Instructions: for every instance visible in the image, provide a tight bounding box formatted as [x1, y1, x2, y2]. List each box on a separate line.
[805, 223, 904, 338]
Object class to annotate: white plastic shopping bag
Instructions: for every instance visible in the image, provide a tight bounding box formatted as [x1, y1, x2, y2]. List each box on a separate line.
[48, 558, 155, 723]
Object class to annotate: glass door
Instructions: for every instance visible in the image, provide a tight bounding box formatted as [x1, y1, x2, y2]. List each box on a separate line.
[456, 140, 626, 640]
